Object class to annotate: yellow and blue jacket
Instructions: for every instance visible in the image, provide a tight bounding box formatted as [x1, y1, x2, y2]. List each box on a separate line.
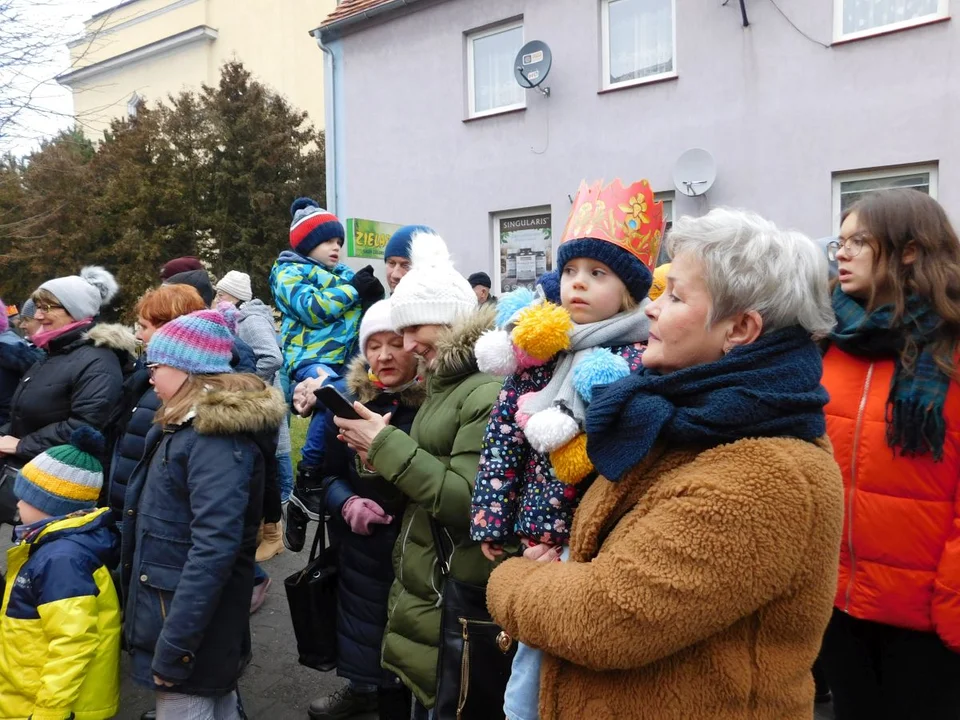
[0, 507, 120, 720]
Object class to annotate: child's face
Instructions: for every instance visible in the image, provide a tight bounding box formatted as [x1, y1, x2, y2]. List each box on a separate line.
[308, 238, 343, 269]
[560, 257, 628, 324]
[17, 500, 50, 525]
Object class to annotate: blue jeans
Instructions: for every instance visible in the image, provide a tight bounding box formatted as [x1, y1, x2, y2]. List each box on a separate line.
[293, 362, 345, 468]
[277, 453, 294, 503]
[254, 563, 268, 586]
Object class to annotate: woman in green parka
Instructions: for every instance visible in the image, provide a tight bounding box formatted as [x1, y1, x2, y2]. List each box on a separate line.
[334, 231, 500, 717]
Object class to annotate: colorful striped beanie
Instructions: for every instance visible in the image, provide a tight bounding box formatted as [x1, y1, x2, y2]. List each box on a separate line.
[147, 309, 234, 375]
[290, 197, 345, 255]
[15, 426, 105, 517]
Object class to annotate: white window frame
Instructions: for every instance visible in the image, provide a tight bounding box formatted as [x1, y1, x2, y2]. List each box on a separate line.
[492, 206, 552, 295]
[600, 0, 678, 91]
[466, 21, 526, 120]
[831, 163, 939, 232]
[833, 0, 949, 43]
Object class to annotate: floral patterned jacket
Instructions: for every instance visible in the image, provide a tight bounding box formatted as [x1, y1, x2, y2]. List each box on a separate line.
[470, 344, 644, 547]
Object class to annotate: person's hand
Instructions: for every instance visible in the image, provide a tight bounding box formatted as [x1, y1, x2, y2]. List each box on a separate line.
[356, 449, 374, 472]
[292, 375, 327, 416]
[523, 543, 562, 563]
[349, 266, 386, 302]
[153, 674, 175, 687]
[0, 436, 20, 455]
[334, 403, 391, 455]
[342, 496, 393, 535]
[481, 541, 504, 562]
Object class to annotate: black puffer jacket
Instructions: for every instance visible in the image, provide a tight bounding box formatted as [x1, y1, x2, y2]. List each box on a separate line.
[0, 330, 40, 427]
[322, 356, 425, 687]
[108, 363, 161, 519]
[2, 324, 135, 462]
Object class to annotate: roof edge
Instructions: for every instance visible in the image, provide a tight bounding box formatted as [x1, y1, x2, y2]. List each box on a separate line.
[315, 0, 433, 38]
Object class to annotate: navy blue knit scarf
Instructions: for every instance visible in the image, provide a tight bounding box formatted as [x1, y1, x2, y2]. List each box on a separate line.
[586, 326, 829, 481]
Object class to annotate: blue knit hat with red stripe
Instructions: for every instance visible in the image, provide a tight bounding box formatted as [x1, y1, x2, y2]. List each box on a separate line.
[147, 310, 234, 374]
[290, 197, 345, 255]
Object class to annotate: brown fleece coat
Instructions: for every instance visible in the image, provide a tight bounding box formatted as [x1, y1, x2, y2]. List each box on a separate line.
[487, 436, 844, 719]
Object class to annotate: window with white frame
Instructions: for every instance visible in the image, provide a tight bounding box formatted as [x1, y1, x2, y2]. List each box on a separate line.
[466, 21, 525, 118]
[655, 191, 674, 265]
[127, 92, 141, 118]
[831, 164, 938, 231]
[835, 0, 948, 41]
[601, 0, 676, 90]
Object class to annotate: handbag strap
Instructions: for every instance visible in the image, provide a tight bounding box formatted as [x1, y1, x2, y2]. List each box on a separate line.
[428, 517, 451, 579]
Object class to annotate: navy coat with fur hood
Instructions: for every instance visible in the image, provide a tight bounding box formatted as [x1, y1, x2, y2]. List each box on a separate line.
[120, 381, 286, 695]
[1, 323, 136, 462]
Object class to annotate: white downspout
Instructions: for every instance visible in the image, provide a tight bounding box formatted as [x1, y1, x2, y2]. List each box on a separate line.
[312, 30, 338, 217]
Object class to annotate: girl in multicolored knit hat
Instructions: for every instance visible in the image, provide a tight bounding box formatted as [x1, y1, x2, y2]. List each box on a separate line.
[470, 179, 663, 720]
[0, 426, 121, 720]
[119, 310, 286, 719]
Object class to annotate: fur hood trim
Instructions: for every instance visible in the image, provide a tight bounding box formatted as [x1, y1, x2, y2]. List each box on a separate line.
[345, 354, 427, 406]
[85, 323, 138, 356]
[194, 386, 287, 436]
[433, 305, 497, 379]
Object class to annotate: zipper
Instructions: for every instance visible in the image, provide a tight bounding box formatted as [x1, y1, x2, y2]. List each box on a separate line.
[397, 512, 415, 584]
[158, 591, 167, 621]
[458, 618, 471, 719]
[845, 362, 874, 612]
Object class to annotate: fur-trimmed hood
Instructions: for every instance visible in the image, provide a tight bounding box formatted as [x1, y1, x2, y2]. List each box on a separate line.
[432, 305, 496, 380]
[193, 386, 287, 436]
[85, 323, 138, 357]
[344, 353, 427, 407]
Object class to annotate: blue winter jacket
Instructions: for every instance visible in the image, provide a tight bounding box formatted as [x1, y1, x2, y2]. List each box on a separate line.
[120, 382, 285, 695]
[0, 330, 38, 427]
[269, 250, 360, 376]
[107, 363, 160, 521]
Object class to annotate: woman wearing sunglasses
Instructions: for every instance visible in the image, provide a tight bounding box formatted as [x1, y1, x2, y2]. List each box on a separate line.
[819, 189, 960, 719]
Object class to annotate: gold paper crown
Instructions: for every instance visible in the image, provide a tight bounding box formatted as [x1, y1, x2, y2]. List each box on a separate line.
[559, 179, 664, 270]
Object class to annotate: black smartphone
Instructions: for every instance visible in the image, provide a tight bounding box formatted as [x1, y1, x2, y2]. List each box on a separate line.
[314, 385, 362, 420]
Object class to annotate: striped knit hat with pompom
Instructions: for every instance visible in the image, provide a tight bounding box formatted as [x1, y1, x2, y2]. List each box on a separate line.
[15, 426, 105, 517]
[289, 197, 345, 255]
[147, 309, 234, 375]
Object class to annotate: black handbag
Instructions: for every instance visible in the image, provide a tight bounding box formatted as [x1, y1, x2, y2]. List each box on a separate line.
[430, 519, 516, 720]
[283, 508, 339, 671]
[0, 461, 22, 526]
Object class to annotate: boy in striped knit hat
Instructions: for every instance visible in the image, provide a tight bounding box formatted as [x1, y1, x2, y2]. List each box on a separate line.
[0, 427, 121, 720]
[270, 198, 385, 534]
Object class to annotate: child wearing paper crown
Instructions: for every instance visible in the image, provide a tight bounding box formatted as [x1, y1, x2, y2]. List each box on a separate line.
[0, 427, 121, 720]
[470, 179, 662, 720]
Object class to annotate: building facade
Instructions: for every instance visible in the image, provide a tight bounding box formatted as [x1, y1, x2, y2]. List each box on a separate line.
[316, 0, 958, 293]
[60, 0, 334, 138]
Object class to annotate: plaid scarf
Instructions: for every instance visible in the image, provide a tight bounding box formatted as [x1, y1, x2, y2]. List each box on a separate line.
[831, 287, 948, 460]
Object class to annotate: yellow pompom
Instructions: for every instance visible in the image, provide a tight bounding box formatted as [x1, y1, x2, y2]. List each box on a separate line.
[511, 302, 572, 361]
[550, 434, 593, 485]
[648, 263, 670, 301]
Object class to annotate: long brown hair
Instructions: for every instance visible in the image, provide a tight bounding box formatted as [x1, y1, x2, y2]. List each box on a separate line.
[844, 188, 960, 377]
[156, 372, 267, 425]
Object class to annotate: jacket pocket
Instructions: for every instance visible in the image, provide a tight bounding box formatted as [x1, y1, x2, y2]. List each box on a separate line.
[128, 560, 182, 651]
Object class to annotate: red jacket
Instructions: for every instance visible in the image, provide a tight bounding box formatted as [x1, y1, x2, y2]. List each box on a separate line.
[823, 345, 960, 648]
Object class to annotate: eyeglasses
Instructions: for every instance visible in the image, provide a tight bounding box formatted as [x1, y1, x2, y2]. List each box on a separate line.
[34, 301, 65, 313]
[827, 233, 870, 262]
[146, 363, 160, 377]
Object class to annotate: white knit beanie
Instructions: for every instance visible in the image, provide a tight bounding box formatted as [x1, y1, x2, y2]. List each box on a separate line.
[390, 232, 477, 331]
[359, 300, 396, 352]
[216, 270, 253, 303]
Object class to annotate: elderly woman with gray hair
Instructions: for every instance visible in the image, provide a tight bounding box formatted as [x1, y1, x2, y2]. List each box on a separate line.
[486, 208, 845, 720]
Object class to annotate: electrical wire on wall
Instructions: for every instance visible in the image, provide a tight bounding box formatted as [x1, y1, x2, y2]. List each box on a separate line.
[767, 0, 831, 48]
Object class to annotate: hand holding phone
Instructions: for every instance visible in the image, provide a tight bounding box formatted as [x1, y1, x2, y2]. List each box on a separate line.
[315, 385, 363, 420]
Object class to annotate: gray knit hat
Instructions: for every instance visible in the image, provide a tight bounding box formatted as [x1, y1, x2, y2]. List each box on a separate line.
[39, 266, 119, 320]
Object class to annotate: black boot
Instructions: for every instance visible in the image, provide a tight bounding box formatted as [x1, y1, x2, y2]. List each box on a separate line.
[308, 686, 378, 720]
[378, 686, 412, 720]
[285, 465, 325, 552]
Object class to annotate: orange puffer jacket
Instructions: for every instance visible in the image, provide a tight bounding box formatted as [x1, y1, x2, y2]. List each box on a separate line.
[823, 345, 960, 649]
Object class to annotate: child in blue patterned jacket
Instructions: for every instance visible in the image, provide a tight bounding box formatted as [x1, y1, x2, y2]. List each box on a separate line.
[470, 232, 655, 720]
[270, 198, 384, 520]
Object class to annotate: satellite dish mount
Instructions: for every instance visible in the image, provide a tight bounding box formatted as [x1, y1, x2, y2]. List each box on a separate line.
[514, 40, 552, 97]
[673, 148, 718, 198]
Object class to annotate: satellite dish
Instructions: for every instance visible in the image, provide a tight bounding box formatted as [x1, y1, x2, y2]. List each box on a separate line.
[673, 148, 717, 197]
[514, 40, 552, 96]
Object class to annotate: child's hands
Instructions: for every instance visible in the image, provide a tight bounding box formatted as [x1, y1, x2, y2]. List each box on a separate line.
[481, 541, 505, 562]
[154, 674, 175, 687]
[523, 543, 562, 563]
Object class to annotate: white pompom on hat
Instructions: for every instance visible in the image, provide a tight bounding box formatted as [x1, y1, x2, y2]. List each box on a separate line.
[359, 299, 397, 353]
[390, 232, 477, 331]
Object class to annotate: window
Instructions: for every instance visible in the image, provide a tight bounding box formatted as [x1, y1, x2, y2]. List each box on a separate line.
[467, 22, 525, 118]
[835, 0, 949, 41]
[831, 164, 938, 231]
[494, 208, 552, 294]
[655, 191, 674, 266]
[601, 0, 676, 90]
[127, 92, 141, 118]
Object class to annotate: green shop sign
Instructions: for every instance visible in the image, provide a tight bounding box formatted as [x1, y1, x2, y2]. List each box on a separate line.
[346, 218, 402, 260]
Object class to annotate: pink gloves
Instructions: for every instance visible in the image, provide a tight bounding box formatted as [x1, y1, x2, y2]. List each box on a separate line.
[342, 496, 393, 536]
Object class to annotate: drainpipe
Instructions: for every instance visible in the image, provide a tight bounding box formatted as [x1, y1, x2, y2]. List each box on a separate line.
[312, 30, 338, 216]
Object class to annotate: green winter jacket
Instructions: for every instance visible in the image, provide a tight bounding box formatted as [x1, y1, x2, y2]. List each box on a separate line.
[368, 306, 500, 708]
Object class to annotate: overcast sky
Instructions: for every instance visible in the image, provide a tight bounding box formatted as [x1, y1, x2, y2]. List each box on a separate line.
[2, 0, 117, 157]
